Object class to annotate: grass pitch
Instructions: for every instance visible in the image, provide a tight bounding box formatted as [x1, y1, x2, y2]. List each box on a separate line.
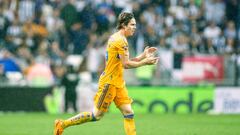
[0, 112, 239, 135]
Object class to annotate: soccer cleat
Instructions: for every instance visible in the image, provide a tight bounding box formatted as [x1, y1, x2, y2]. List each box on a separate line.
[54, 119, 64, 135]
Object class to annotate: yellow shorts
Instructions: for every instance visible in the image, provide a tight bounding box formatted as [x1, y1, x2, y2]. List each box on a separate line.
[94, 83, 132, 112]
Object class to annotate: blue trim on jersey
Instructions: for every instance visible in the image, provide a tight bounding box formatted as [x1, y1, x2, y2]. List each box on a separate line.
[101, 71, 105, 76]
[105, 51, 108, 61]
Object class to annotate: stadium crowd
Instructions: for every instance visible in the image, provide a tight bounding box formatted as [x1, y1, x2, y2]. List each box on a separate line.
[0, 0, 239, 86]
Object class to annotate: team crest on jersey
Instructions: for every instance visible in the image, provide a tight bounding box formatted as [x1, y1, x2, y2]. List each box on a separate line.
[116, 54, 120, 59]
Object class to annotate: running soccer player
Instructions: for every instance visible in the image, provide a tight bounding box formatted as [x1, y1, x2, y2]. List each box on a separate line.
[54, 12, 159, 135]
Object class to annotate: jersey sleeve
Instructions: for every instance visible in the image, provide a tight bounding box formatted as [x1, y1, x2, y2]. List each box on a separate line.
[116, 38, 128, 55]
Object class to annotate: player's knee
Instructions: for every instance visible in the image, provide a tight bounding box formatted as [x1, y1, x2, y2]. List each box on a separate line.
[122, 109, 134, 115]
[123, 109, 134, 119]
[93, 111, 104, 121]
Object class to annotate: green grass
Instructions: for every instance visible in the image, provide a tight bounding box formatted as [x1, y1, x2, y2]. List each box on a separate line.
[0, 112, 240, 135]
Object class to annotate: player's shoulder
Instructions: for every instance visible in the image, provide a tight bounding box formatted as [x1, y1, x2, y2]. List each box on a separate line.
[109, 33, 123, 43]
[109, 33, 127, 45]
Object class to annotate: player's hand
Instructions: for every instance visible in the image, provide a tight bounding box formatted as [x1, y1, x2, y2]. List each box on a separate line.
[144, 56, 159, 65]
[144, 46, 158, 58]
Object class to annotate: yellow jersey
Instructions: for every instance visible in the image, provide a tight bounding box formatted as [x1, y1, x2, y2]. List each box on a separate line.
[99, 32, 128, 88]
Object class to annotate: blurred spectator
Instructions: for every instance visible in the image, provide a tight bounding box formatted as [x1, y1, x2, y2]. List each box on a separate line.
[203, 21, 222, 54]
[95, 5, 111, 34]
[33, 15, 49, 38]
[15, 45, 33, 75]
[158, 36, 171, 50]
[71, 23, 89, 55]
[213, 31, 226, 54]
[60, 0, 79, 33]
[225, 0, 238, 24]
[142, 6, 156, 27]
[22, 18, 48, 51]
[224, 38, 235, 55]
[21, 19, 34, 49]
[60, 0, 79, 50]
[205, 36, 217, 54]
[155, 37, 172, 82]
[144, 25, 159, 47]
[35, 40, 51, 65]
[79, 3, 96, 30]
[189, 24, 204, 54]
[0, 49, 21, 73]
[52, 64, 66, 86]
[6, 16, 23, 50]
[187, 0, 201, 21]
[26, 58, 54, 86]
[18, 0, 35, 23]
[1, 0, 17, 22]
[203, 21, 221, 39]
[204, 0, 225, 25]
[224, 21, 236, 39]
[0, 5, 10, 44]
[169, 0, 188, 22]
[131, 2, 141, 22]
[61, 65, 79, 112]
[49, 41, 66, 65]
[153, 0, 169, 16]
[172, 34, 189, 69]
[45, 8, 65, 49]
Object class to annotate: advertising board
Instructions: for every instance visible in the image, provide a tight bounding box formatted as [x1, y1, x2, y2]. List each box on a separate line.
[214, 87, 240, 114]
[182, 56, 224, 83]
[109, 86, 214, 114]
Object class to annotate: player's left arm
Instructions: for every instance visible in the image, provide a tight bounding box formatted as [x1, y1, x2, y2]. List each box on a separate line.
[131, 46, 158, 62]
[119, 47, 159, 69]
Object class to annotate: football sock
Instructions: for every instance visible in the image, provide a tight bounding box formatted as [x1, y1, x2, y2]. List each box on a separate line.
[62, 112, 97, 129]
[124, 114, 136, 135]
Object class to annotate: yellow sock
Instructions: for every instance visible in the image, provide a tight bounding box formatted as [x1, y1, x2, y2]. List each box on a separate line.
[62, 112, 96, 129]
[124, 114, 136, 135]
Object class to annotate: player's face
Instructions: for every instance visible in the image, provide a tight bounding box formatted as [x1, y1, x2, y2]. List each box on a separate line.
[125, 18, 136, 37]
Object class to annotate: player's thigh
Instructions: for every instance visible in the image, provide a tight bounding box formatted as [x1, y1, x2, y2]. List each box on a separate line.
[94, 84, 116, 112]
[114, 86, 133, 110]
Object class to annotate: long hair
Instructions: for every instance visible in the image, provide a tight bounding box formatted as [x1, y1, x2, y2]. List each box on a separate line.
[116, 12, 134, 30]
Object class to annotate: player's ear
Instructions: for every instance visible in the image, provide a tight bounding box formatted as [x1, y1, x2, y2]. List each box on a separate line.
[122, 24, 127, 29]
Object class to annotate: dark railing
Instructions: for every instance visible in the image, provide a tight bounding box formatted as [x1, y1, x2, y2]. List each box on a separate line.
[0, 86, 52, 112]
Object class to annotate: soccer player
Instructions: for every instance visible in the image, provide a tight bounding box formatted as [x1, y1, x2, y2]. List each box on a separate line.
[54, 12, 159, 135]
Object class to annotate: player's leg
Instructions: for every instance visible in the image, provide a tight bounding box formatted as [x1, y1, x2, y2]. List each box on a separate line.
[61, 109, 102, 128]
[54, 109, 104, 135]
[54, 83, 115, 135]
[115, 86, 136, 135]
[119, 104, 136, 135]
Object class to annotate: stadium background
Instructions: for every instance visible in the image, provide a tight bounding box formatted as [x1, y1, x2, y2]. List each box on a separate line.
[0, 0, 240, 135]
